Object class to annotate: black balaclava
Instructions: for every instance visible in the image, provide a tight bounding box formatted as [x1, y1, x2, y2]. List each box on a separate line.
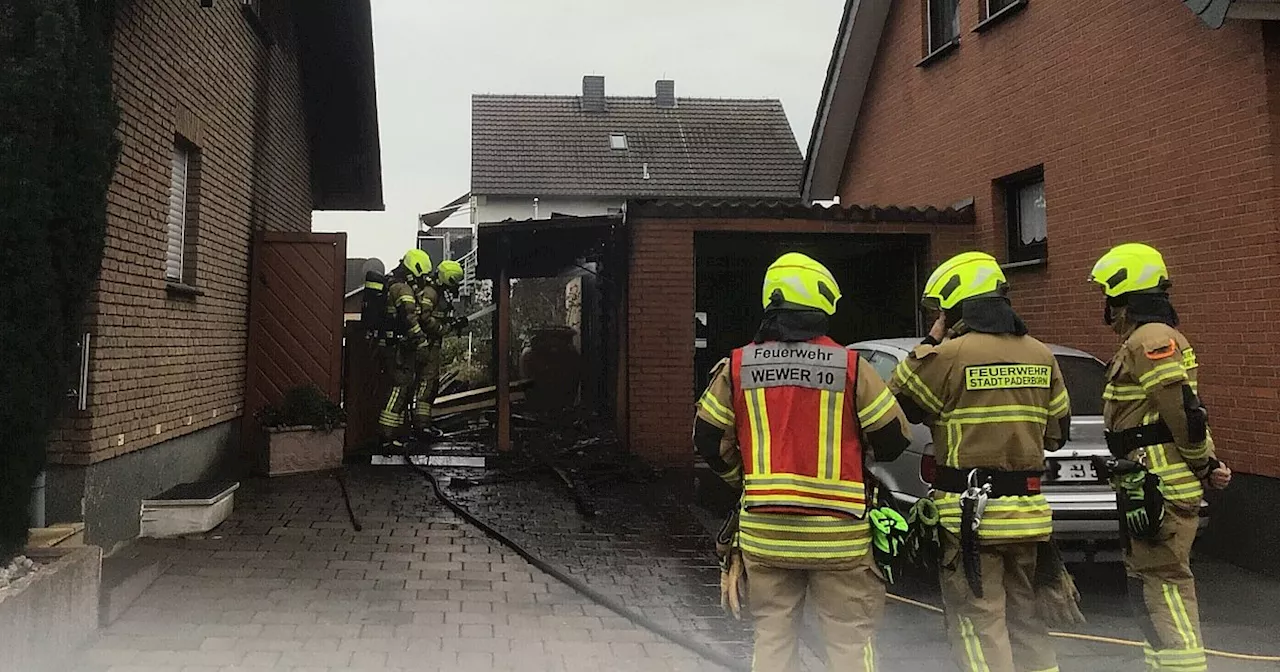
[945, 295, 1028, 336]
[754, 286, 830, 344]
[1105, 289, 1179, 334]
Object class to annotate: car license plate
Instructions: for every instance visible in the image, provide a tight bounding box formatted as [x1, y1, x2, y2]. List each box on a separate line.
[1054, 459, 1097, 482]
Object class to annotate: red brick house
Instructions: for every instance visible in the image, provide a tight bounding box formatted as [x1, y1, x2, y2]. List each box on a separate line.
[46, 0, 382, 550]
[803, 0, 1280, 571]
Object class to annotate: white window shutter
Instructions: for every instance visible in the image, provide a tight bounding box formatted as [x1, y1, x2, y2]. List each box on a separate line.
[166, 145, 189, 281]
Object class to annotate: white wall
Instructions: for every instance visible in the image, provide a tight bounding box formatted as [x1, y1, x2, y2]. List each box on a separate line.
[473, 195, 623, 225]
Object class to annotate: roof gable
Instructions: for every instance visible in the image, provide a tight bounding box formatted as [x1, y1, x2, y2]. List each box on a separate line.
[471, 95, 803, 199]
[802, 0, 893, 202]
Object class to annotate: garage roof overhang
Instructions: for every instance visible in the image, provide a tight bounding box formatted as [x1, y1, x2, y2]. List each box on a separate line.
[296, 0, 384, 211]
[802, 0, 893, 203]
[476, 215, 623, 280]
[627, 198, 975, 225]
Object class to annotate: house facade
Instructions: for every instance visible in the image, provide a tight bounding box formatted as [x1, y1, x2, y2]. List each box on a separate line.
[805, 0, 1280, 572]
[47, 0, 382, 550]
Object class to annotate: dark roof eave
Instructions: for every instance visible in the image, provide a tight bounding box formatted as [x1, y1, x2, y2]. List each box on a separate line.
[802, 0, 893, 202]
[626, 199, 975, 225]
[296, 0, 385, 212]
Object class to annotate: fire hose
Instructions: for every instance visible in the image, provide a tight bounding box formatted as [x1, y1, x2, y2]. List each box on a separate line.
[403, 455, 750, 672]
[398, 450, 1280, 667]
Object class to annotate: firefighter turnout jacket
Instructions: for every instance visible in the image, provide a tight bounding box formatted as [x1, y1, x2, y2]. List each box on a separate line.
[416, 282, 453, 344]
[1103, 322, 1214, 508]
[697, 336, 910, 570]
[386, 276, 426, 346]
[890, 327, 1071, 544]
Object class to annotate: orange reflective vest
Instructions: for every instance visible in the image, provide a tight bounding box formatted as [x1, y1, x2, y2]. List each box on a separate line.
[730, 336, 867, 520]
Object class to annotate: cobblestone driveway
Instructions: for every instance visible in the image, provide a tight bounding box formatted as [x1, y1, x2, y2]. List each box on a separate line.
[75, 467, 726, 672]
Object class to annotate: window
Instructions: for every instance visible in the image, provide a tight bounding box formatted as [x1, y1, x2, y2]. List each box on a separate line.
[854, 349, 899, 383]
[927, 0, 960, 53]
[1000, 166, 1047, 264]
[165, 138, 200, 287]
[1055, 355, 1106, 417]
[609, 134, 628, 150]
[985, 0, 1021, 17]
[976, 0, 1027, 30]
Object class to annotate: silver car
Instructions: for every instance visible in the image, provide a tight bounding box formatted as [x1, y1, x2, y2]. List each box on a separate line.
[850, 337, 1206, 558]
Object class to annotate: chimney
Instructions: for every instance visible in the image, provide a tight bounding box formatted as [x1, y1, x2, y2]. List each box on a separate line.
[581, 75, 606, 113]
[655, 79, 676, 109]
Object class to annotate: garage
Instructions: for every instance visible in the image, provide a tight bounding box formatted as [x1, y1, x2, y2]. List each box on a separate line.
[693, 230, 927, 396]
[625, 200, 975, 464]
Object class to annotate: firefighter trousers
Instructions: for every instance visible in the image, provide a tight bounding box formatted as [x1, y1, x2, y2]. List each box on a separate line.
[378, 345, 416, 439]
[413, 341, 442, 429]
[744, 551, 884, 672]
[939, 532, 1058, 672]
[1126, 504, 1205, 672]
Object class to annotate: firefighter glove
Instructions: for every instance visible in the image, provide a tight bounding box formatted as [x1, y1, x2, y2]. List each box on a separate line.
[1033, 541, 1086, 627]
[719, 549, 746, 620]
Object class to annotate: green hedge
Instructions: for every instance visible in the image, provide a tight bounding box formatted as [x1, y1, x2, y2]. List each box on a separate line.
[0, 0, 118, 564]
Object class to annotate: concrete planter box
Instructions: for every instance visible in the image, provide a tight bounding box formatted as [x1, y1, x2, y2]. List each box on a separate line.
[0, 546, 101, 672]
[266, 425, 344, 476]
[140, 482, 239, 539]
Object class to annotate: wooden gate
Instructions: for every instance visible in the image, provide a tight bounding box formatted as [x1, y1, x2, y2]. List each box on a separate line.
[243, 231, 347, 463]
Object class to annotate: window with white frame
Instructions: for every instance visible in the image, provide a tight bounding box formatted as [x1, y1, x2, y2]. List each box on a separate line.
[165, 138, 200, 285]
[927, 0, 960, 53]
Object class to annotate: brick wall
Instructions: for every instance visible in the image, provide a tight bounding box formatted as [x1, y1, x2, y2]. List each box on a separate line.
[839, 0, 1280, 476]
[627, 215, 973, 466]
[50, 0, 313, 465]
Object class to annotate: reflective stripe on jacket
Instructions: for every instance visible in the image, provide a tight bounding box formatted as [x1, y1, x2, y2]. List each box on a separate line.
[729, 336, 870, 567]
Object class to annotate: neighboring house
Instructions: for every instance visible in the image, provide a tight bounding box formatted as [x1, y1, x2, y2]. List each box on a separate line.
[470, 75, 804, 225]
[803, 0, 1280, 572]
[419, 193, 475, 265]
[470, 76, 976, 465]
[48, 0, 382, 550]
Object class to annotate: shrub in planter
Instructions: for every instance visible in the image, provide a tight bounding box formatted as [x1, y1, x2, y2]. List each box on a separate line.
[255, 385, 345, 476]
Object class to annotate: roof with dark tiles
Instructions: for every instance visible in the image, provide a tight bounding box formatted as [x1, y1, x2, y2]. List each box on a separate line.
[471, 94, 804, 199]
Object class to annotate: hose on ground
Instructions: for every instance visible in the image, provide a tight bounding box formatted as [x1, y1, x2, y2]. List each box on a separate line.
[884, 593, 1280, 662]
[333, 470, 363, 532]
[405, 459, 748, 672]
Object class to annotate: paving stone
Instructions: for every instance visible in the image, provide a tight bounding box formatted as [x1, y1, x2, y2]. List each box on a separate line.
[67, 469, 761, 672]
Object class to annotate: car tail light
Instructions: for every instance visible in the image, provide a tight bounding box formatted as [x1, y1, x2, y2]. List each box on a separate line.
[920, 453, 937, 485]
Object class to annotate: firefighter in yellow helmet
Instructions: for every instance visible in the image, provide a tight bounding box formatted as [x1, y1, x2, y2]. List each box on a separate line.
[694, 252, 912, 672]
[1089, 243, 1231, 672]
[409, 259, 469, 439]
[889, 251, 1075, 672]
[377, 249, 434, 446]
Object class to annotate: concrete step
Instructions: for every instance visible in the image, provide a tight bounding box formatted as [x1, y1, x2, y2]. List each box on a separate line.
[98, 546, 171, 626]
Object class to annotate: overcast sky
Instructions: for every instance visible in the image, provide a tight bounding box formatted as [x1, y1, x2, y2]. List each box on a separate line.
[312, 0, 847, 265]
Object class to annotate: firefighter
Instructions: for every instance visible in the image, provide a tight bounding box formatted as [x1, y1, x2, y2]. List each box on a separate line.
[694, 252, 913, 672]
[410, 259, 468, 439]
[1088, 243, 1231, 672]
[376, 249, 433, 446]
[889, 251, 1072, 672]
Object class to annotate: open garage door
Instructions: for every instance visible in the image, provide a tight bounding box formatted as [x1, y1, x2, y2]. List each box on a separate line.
[693, 232, 926, 395]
